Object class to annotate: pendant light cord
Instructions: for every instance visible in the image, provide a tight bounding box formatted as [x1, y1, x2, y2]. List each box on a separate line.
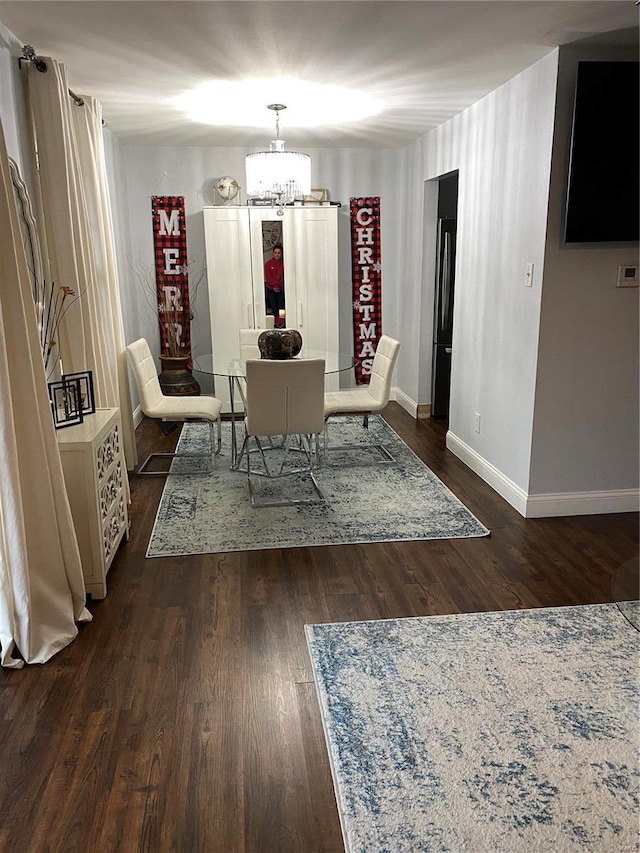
[268, 103, 287, 141]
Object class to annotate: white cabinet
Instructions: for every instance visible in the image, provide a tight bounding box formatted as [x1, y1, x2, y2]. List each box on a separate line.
[204, 205, 339, 409]
[56, 408, 129, 599]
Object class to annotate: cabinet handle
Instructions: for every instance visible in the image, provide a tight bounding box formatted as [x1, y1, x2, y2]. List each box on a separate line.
[298, 302, 304, 326]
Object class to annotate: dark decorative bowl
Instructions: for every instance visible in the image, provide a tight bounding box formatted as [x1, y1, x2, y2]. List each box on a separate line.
[258, 328, 303, 360]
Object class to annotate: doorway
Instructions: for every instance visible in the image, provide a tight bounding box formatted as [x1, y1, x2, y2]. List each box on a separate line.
[430, 172, 459, 420]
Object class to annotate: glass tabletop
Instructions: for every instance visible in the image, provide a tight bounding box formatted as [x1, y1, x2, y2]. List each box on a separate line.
[193, 349, 356, 378]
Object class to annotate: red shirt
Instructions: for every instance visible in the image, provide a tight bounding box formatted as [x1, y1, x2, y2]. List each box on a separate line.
[264, 258, 284, 292]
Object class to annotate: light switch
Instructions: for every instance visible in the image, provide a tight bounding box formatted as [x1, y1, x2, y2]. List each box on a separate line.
[524, 263, 534, 287]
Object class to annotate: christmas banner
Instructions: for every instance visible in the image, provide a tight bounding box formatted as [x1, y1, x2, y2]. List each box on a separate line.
[151, 196, 191, 358]
[350, 197, 382, 384]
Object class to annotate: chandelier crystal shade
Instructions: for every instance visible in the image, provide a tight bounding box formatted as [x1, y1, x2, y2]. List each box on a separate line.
[245, 105, 311, 203]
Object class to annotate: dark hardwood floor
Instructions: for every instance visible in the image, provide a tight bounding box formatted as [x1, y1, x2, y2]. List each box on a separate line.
[1, 403, 637, 852]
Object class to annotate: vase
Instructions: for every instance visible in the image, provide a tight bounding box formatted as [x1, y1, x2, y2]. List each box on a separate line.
[158, 355, 201, 396]
[258, 328, 303, 360]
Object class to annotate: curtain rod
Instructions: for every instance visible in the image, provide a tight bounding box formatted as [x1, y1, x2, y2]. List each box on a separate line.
[19, 45, 84, 107]
[68, 89, 85, 107]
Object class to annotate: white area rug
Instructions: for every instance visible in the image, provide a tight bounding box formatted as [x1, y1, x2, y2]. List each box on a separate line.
[306, 603, 640, 853]
[146, 415, 489, 557]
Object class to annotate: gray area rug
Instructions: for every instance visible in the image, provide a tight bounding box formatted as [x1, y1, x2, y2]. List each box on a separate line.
[146, 415, 489, 557]
[306, 603, 640, 853]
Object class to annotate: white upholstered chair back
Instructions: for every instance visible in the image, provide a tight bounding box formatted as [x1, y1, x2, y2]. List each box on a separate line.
[366, 335, 401, 406]
[245, 359, 325, 438]
[126, 337, 164, 415]
[239, 328, 262, 361]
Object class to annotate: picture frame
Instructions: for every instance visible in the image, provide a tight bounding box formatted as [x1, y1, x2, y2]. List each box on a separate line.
[48, 376, 84, 429]
[62, 370, 96, 415]
[303, 188, 329, 202]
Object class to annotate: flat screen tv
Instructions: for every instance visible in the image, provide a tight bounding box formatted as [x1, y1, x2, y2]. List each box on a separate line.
[564, 60, 639, 243]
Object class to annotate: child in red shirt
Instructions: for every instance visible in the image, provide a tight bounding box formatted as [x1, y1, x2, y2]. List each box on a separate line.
[264, 244, 285, 325]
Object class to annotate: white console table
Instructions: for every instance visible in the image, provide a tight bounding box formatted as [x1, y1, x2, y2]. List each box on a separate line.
[56, 407, 129, 599]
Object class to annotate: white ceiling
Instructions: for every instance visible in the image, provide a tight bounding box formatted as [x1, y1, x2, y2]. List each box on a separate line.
[0, 1, 637, 148]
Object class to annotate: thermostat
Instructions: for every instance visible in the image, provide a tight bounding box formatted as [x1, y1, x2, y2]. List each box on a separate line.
[616, 265, 639, 287]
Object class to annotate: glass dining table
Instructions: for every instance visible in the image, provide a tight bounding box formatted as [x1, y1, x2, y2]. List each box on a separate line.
[193, 349, 356, 469]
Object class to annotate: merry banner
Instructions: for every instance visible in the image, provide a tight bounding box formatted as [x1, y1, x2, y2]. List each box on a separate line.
[151, 196, 191, 358]
[350, 197, 382, 384]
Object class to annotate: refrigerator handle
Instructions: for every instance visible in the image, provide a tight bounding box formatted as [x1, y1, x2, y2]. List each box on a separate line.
[441, 231, 451, 332]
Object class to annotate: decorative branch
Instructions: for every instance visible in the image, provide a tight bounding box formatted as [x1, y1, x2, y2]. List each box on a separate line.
[128, 254, 206, 358]
[35, 280, 85, 377]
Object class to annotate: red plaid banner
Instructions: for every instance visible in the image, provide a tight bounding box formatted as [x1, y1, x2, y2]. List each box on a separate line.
[151, 196, 191, 358]
[350, 197, 382, 384]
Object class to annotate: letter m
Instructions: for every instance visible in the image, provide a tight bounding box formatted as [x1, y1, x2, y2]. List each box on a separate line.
[359, 322, 377, 340]
[158, 209, 180, 235]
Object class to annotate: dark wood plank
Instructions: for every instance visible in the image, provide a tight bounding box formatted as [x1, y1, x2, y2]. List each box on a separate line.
[295, 681, 345, 853]
[0, 405, 637, 852]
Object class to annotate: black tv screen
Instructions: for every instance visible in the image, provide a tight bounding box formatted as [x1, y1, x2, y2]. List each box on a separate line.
[564, 61, 639, 243]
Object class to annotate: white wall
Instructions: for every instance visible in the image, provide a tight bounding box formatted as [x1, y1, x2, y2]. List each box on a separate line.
[529, 41, 639, 503]
[402, 52, 559, 496]
[102, 127, 144, 410]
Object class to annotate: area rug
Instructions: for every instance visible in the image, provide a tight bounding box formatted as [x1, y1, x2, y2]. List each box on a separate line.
[146, 416, 489, 557]
[305, 603, 640, 853]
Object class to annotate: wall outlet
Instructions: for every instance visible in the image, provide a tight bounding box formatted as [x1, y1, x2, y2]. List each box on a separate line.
[474, 413, 481, 433]
[524, 263, 534, 287]
[617, 265, 639, 287]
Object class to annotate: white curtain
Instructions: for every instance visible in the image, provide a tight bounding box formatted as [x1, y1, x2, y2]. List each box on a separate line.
[0, 118, 91, 668]
[26, 59, 137, 472]
[72, 95, 137, 471]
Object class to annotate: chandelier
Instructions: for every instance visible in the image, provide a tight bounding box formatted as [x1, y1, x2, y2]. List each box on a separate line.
[245, 104, 311, 211]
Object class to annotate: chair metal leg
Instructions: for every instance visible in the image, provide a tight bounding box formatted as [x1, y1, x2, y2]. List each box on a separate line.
[257, 435, 271, 473]
[237, 433, 249, 470]
[245, 430, 327, 508]
[137, 451, 183, 476]
[277, 435, 293, 475]
[137, 419, 219, 477]
[212, 417, 222, 456]
[323, 415, 397, 468]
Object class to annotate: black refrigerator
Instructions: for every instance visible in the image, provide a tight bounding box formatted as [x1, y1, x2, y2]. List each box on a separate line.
[431, 218, 456, 418]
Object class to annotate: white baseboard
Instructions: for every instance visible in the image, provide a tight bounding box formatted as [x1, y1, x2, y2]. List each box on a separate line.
[392, 386, 418, 418]
[525, 490, 640, 518]
[446, 431, 640, 518]
[446, 431, 529, 516]
[133, 404, 143, 427]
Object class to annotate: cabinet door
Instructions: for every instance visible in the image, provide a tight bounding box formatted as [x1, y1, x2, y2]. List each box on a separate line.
[285, 207, 339, 355]
[204, 207, 253, 409]
[204, 206, 254, 346]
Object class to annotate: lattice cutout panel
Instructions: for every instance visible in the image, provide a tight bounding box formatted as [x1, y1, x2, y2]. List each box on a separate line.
[100, 463, 122, 521]
[103, 496, 126, 561]
[96, 425, 120, 480]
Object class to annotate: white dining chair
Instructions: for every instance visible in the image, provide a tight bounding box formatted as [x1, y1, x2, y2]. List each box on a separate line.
[236, 328, 263, 414]
[238, 358, 326, 507]
[323, 335, 401, 465]
[126, 338, 222, 475]
[239, 328, 262, 361]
